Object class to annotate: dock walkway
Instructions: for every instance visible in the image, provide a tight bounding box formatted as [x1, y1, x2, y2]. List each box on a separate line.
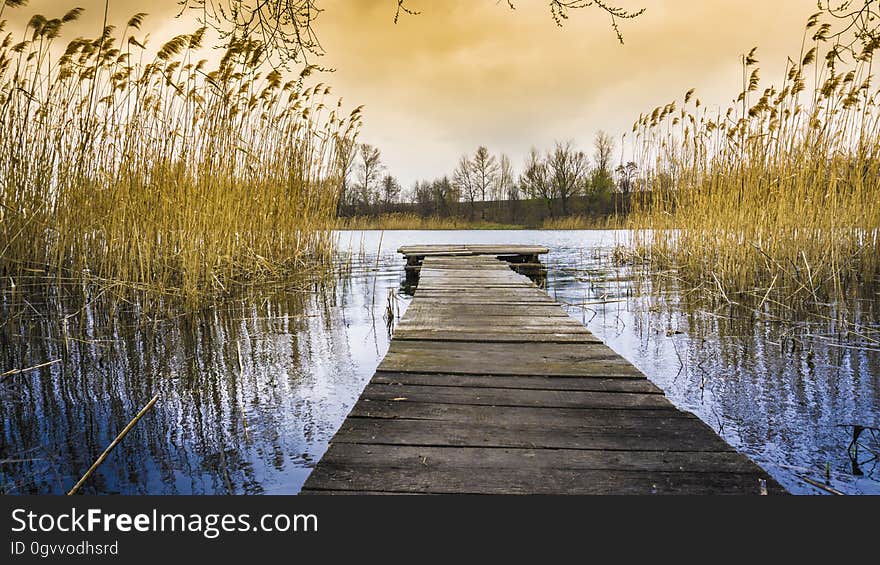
[302, 245, 783, 494]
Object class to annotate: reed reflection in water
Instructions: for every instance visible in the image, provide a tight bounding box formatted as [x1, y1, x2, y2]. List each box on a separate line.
[0, 252, 407, 495]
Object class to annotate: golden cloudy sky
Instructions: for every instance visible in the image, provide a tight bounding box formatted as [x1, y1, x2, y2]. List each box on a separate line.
[10, 1, 818, 186]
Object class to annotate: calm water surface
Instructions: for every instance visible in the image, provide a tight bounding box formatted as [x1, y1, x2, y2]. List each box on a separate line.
[1, 230, 877, 494]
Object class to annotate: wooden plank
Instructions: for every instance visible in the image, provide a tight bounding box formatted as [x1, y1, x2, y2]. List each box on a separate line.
[419, 271, 514, 276]
[420, 262, 514, 267]
[419, 257, 505, 262]
[410, 294, 556, 304]
[402, 303, 573, 317]
[359, 383, 672, 409]
[384, 339, 626, 356]
[399, 244, 549, 255]
[396, 317, 594, 331]
[417, 284, 546, 293]
[418, 262, 506, 266]
[330, 418, 734, 452]
[395, 320, 594, 331]
[420, 274, 532, 281]
[418, 267, 505, 271]
[304, 463, 780, 495]
[398, 319, 587, 331]
[313, 444, 751, 471]
[392, 330, 600, 344]
[419, 271, 514, 275]
[421, 265, 524, 271]
[371, 372, 660, 393]
[413, 287, 548, 295]
[378, 341, 644, 377]
[348, 399, 693, 424]
[414, 285, 536, 290]
[299, 489, 427, 496]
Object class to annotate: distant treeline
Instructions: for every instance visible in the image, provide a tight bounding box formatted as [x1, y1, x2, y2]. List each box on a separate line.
[341, 193, 635, 228]
[336, 132, 640, 225]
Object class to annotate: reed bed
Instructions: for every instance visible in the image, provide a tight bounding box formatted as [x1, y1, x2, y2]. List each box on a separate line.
[542, 215, 621, 230]
[629, 12, 880, 311]
[0, 3, 360, 307]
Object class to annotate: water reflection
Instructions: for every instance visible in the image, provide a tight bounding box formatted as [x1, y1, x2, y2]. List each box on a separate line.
[546, 238, 880, 495]
[1, 229, 878, 495]
[1, 254, 407, 495]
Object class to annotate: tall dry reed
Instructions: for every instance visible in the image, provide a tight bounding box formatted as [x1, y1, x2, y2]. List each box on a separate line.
[0, 3, 360, 306]
[629, 12, 880, 309]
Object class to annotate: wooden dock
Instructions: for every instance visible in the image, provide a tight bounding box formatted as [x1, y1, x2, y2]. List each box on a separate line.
[302, 245, 784, 494]
[400, 244, 549, 281]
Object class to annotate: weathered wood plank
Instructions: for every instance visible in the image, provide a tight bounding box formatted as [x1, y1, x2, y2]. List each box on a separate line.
[384, 340, 624, 357]
[414, 287, 548, 296]
[392, 330, 601, 343]
[409, 294, 556, 304]
[402, 303, 572, 317]
[399, 244, 550, 256]
[416, 276, 528, 283]
[348, 399, 692, 424]
[304, 464, 779, 495]
[360, 383, 672, 409]
[331, 418, 734, 452]
[404, 302, 586, 316]
[395, 318, 594, 331]
[396, 318, 594, 330]
[299, 489, 428, 495]
[371, 372, 660, 393]
[379, 341, 644, 377]
[419, 263, 518, 269]
[416, 281, 534, 288]
[313, 444, 752, 471]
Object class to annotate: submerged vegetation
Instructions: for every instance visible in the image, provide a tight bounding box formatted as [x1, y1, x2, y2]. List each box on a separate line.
[630, 9, 880, 313]
[0, 2, 359, 307]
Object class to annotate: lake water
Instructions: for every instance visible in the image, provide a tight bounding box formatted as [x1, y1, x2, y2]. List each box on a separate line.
[1, 230, 877, 495]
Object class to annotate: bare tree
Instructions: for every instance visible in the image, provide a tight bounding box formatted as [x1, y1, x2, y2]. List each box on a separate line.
[412, 179, 434, 215]
[472, 146, 498, 202]
[412, 176, 459, 216]
[335, 136, 357, 215]
[356, 143, 383, 212]
[431, 176, 459, 217]
[591, 130, 616, 197]
[452, 154, 478, 217]
[548, 140, 589, 215]
[593, 130, 615, 175]
[496, 153, 517, 200]
[615, 161, 638, 193]
[521, 147, 553, 216]
[380, 174, 401, 206]
[818, 0, 880, 59]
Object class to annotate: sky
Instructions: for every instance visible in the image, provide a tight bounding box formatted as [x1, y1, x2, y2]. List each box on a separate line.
[8, 0, 819, 187]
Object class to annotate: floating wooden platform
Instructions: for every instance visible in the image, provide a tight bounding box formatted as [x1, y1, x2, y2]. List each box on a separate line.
[302, 249, 784, 494]
[399, 244, 549, 280]
[398, 243, 549, 258]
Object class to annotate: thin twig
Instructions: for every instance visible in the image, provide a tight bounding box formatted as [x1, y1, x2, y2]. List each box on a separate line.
[797, 474, 846, 495]
[0, 359, 61, 380]
[67, 394, 160, 495]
